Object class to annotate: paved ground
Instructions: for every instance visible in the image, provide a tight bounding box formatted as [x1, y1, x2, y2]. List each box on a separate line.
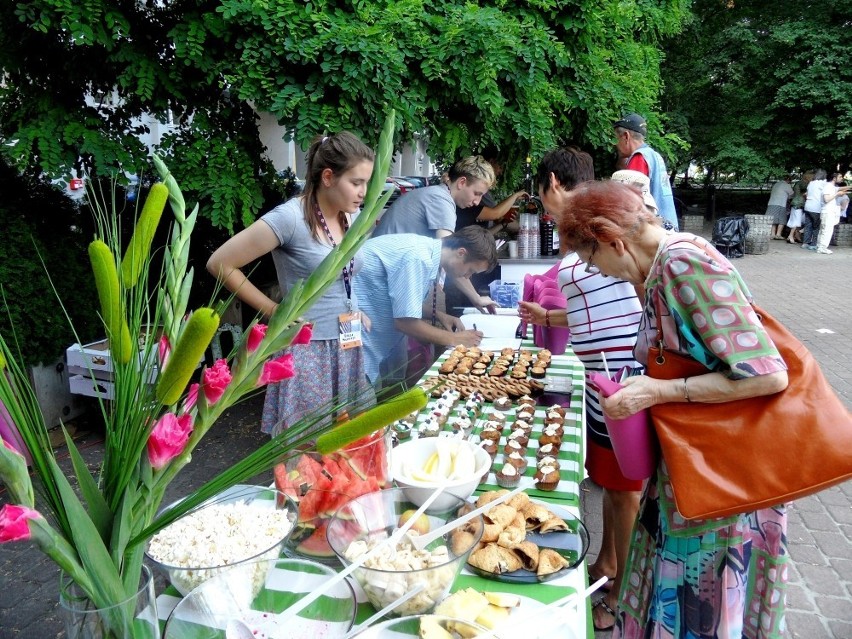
[1, 226, 851, 637]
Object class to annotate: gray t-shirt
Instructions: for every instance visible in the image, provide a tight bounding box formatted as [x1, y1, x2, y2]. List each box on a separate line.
[262, 198, 362, 340]
[373, 185, 456, 237]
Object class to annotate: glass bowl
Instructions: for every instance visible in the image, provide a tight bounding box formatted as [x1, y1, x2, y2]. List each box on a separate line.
[163, 557, 357, 639]
[325, 487, 483, 616]
[275, 428, 390, 563]
[145, 484, 298, 596]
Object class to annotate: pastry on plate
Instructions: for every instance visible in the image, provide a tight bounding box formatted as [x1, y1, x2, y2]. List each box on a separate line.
[537, 548, 570, 577]
[511, 540, 540, 571]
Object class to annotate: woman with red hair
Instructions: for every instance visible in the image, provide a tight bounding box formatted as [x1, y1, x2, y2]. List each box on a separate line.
[560, 180, 790, 638]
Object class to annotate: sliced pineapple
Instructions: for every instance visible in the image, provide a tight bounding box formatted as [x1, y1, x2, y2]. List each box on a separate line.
[475, 603, 511, 629]
[419, 615, 454, 639]
[435, 587, 490, 621]
[483, 592, 521, 608]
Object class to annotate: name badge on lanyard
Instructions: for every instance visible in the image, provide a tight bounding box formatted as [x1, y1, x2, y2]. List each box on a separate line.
[338, 311, 362, 350]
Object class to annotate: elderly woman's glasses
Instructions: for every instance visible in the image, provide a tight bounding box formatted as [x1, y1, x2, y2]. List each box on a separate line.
[584, 243, 601, 275]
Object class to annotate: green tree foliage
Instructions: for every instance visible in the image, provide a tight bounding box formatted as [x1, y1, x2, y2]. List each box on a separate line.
[661, 0, 852, 182]
[0, 161, 100, 366]
[1, 1, 689, 229]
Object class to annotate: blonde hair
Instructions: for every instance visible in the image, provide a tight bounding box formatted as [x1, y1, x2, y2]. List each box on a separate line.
[448, 156, 496, 188]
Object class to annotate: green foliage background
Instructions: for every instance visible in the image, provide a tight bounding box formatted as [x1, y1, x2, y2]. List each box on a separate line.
[0, 0, 690, 231]
[0, 162, 100, 366]
[661, 0, 852, 181]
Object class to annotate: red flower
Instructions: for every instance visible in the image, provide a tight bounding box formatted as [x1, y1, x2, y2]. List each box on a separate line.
[0, 504, 41, 543]
[147, 413, 194, 470]
[258, 353, 295, 385]
[247, 323, 268, 353]
[202, 359, 232, 404]
[158, 336, 171, 368]
[183, 383, 199, 412]
[292, 324, 313, 345]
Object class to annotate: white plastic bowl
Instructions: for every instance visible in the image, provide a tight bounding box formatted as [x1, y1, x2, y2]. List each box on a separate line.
[391, 437, 492, 509]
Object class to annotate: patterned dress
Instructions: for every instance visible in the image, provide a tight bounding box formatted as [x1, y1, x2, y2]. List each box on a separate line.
[614, 233, 790, 639]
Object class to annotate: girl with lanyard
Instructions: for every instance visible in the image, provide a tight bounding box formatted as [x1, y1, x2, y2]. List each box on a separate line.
[207, 132, 376, 436]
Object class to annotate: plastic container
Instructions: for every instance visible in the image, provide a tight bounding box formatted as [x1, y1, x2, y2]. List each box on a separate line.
[587, 372, 658, 480]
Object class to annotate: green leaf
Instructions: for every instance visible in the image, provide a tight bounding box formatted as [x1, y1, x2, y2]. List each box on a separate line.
[47, 456, 126, 609]
[61, 427, 112, 543]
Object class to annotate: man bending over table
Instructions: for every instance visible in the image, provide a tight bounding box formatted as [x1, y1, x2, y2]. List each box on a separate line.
[359, 226, 497, 387]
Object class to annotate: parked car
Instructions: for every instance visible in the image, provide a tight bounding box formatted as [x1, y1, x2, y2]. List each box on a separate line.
[426, 175, 444, 186]
[402, 175, 429, 189]
[383, 177, 416, 208]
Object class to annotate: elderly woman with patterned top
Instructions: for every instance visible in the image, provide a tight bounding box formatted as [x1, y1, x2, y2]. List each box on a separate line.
[519, 147, 643, 633]
[558, 180, 790, 639]
[207, 132, 376, 437]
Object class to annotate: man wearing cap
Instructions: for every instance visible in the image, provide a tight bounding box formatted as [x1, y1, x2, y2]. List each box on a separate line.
[613, 113, 678, 230]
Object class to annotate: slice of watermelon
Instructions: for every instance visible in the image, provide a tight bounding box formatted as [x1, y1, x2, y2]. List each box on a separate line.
[295, 521, 335, 559]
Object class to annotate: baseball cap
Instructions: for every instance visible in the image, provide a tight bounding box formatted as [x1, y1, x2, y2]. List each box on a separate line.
[613, 113, 647, 136]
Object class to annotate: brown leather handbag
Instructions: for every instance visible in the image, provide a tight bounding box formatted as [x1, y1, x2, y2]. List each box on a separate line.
[647, 302, 852, 520]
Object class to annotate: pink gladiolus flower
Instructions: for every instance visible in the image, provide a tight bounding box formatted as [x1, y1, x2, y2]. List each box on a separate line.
[292, 324, 313, 345]
[202, 359, 232, 405]
[183, 383, 199, 413]
[0, 504, 41, 543]
[147, 413, 194, 470]
[247, 323, 268, 352]
[258, 353, 295, 386]
[158, 336, 171, 368]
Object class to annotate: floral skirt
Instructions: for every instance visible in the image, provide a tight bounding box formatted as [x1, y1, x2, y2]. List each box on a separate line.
[614, 472, 789, 639]
[261, 340, 375, 437]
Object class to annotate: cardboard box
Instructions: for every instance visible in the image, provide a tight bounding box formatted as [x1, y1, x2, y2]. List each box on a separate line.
[69, 374, 116, 400]
[66, 338, 158, 383]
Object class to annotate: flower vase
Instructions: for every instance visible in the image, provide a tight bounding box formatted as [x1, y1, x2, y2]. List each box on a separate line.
[59, 565, 160, 639]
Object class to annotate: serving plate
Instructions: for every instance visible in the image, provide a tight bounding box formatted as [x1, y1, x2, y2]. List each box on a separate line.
[465, 501, 589, 584]
[351, 594, 578, 639]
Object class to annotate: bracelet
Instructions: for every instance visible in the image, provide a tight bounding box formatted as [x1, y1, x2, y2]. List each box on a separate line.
[545, 310, 551, 328]
[683, 377, 691, 402]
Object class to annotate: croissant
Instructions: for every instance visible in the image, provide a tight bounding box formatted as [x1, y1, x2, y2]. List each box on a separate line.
[536, 548, 570, 577]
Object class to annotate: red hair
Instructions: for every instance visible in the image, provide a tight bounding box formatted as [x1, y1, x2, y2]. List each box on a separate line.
[559, 180, 660, 251]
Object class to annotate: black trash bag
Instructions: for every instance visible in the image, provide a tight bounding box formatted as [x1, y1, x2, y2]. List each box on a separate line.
[712, 215, 749, 258]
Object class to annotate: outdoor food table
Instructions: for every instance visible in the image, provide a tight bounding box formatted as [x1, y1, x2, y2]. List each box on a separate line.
[156, 335, 592, 638]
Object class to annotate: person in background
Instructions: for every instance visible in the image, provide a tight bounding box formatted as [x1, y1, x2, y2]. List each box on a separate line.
[838, 179, 850, 225]
[786, 171, 812, 244]
[207, 132, 376, 436]
[374, 155, 498, 313]
[802, 168, 827, 250]
[445, 150, 528, 317]
[815, 172, 851, 255]
[518, 148, 644, 632]
[357, 226, 496, 387]
[613, 113, 679, 230]
[767, 175, 794, 239]
[560, 180, 789, 639]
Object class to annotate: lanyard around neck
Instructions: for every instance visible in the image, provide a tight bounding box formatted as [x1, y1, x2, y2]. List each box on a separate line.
[315, 206, 354, 302]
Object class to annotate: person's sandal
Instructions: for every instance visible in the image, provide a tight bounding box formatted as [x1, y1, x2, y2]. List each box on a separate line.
[592, 598, 617, 631]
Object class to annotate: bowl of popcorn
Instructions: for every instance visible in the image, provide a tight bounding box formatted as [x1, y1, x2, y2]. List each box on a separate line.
[326, 487, 484, 616]
[145, 484, 298, 596]
[391, 438, 493, 510]
[164, 557, 357, 639]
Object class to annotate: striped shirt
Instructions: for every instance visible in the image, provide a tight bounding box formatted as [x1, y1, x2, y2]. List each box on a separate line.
[358, 234, 443, 383]
[557, 253, 643, 447]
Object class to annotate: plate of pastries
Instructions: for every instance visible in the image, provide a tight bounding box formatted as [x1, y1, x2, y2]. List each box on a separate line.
[449, 489, 589, 584]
